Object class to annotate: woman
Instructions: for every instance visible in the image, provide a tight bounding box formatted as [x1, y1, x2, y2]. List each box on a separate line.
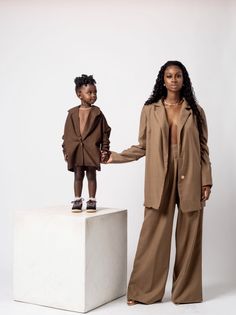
[105, 61, 212, 305]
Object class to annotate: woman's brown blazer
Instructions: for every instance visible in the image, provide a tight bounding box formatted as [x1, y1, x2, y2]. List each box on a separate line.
[62, 105, 111, 172]
[111, 99, 212, 212]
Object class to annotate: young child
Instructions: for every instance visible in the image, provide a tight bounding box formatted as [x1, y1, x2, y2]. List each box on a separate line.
[62, 74, 111, 213]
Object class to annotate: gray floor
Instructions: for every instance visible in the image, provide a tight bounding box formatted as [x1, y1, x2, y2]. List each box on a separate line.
[1, 279, 236, 315]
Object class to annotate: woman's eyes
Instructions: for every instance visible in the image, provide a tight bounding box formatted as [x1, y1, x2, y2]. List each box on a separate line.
[166, 75, 182, 79]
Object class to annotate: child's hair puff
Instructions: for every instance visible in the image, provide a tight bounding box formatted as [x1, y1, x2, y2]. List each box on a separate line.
[74, 74, 96, 91]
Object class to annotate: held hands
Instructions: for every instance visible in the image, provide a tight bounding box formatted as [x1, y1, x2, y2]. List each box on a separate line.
[101, 150, 112, 163]
[201, 185, 211, 201]
[64, 153, 68, 162]
[106, 154, 112, 163]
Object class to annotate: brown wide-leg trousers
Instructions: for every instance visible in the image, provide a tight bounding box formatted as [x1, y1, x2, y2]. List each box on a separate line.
[127, 144, 203, 304]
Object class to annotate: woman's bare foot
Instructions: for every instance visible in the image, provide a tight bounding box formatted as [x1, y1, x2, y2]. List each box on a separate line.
[127, 299, 138, 306]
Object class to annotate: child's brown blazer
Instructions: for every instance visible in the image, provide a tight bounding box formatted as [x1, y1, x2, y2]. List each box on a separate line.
[62, 105, 111, 171]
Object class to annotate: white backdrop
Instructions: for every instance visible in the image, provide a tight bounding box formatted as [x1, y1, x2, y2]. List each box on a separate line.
[1, 0, 236, 297]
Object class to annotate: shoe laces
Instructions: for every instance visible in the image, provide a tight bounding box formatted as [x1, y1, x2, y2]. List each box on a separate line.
[71, 198, 84, 204]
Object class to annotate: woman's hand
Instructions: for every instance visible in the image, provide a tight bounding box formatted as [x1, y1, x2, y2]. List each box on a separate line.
[201, 185, 211, 201]
[64, 153, 68, 161]
[106, 154, 112, 163]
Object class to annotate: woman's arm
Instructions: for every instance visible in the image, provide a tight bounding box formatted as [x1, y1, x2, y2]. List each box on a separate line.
[110, 106, 147, 163]
[199, 106, 213, 188]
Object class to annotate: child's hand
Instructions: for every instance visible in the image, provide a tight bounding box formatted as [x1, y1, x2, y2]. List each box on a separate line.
[101, 150, 111, 163]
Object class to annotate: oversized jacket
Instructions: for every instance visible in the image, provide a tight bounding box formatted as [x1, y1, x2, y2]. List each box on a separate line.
[62, 105, 111, 172]
[111, 98, 212, 212]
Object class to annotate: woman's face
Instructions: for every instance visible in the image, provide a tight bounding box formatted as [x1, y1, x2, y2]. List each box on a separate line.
[164, 65, 184, 93]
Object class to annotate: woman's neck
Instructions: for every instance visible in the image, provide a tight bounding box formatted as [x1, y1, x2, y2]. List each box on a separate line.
[164, 91, 181, 104]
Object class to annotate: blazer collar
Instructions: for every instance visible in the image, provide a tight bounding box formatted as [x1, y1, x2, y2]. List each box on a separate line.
[152, 99, 169, 159]
[177, 98, 192, 139]
[153, 98, 192, 155]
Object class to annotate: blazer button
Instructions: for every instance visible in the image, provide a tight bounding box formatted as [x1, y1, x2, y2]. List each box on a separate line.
[181, 175, 185, 180]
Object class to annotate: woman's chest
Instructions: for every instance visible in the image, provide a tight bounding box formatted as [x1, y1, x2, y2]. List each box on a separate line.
[164, 106, 182, 127]
[146, 107, 198, 141]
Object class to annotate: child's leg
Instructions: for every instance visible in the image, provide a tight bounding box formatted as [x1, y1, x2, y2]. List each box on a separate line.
[86, 167, 97, 198]
[74, 166, 85, 197]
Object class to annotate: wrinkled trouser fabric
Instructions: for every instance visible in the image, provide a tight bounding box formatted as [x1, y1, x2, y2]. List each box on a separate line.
[127, 144, 203, 304]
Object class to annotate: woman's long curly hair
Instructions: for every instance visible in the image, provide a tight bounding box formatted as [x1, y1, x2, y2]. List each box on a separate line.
[145, 60, 204, 156]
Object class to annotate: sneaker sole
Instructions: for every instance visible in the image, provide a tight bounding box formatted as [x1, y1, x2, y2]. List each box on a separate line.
[86, 209, 96, 213]
[71, 209, 82, 213]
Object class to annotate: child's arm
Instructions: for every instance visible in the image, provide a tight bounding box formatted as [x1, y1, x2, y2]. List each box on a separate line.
[62, 134, 68, 161]
[62, 111, 72, 161]
[101, 114, 111, 151]
[100, 113, 111, 163]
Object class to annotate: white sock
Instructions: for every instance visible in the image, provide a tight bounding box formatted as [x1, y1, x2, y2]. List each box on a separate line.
[88, 197, 96, 201]
[75, 196, 82, 201]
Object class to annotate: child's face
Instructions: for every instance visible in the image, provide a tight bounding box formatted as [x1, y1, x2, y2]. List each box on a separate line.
[77, 84, 97, 105]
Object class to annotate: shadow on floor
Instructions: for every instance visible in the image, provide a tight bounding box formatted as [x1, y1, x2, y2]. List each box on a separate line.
[204, 282, 236, 301]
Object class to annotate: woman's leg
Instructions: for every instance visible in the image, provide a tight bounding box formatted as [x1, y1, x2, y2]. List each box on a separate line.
[74, 166, 85, 197]
[171, 209, 203, 304]
[86, 167, 97, 198]
[127, 144, 179, 304]
[127, 206, 176, 304]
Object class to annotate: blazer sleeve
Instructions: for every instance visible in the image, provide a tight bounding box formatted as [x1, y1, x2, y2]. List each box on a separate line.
[199, 106, 213, 187]
[111, 106, 147, 163]
[101, 113, 111, 151]
[62, 111, 72, 155]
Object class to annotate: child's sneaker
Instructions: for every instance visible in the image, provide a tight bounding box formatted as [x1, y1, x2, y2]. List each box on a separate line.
[71, 198, 83, 213]
[86, 199, 96, 213]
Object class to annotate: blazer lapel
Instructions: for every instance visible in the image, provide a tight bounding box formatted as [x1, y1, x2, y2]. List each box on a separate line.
[154, 100, 169, 162]
[154, 98, 192, 159]
[72, 107, 81, 138]
[177, 98, 192, 152]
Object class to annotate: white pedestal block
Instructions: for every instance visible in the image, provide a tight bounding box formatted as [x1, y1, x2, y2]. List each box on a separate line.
[13, 206, 127, 313]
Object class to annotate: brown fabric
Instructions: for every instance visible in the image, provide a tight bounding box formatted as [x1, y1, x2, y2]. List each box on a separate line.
[62, 105, 111, 172]
[79, 107, 91, 135]
[127, 144, 203, 304]
[111, 98, 212, 212]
